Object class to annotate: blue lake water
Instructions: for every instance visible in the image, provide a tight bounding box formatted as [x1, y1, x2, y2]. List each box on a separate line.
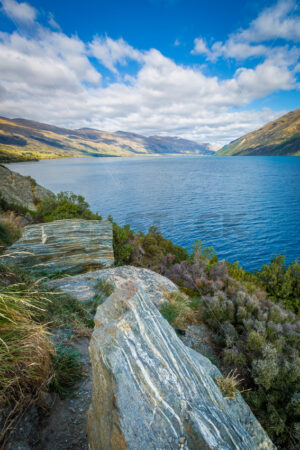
[7, 156, 300, 271]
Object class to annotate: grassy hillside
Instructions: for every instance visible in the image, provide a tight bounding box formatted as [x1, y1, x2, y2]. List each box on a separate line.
[217, 108, 300, 156]
[0, 116, 215, 162]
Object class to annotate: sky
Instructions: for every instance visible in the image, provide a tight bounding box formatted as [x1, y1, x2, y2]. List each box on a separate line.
[0, 0, 299, 146]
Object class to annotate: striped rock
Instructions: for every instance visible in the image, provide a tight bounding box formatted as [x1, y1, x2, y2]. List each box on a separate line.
[87, 281, 274, 450]
[2, 219, 114, 275]
[48, 265, 178, 307]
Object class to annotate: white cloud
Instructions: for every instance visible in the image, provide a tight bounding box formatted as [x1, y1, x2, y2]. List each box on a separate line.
[192, 0, 300, 61]
[1, 0, 36, 24]
[191, 38, 209, 56]
[0, 0, 298, 146]
[242, 0, 300, 43]
[89, 36, 143, 73]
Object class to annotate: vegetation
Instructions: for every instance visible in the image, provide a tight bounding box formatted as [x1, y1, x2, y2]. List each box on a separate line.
[217, 108, 300, 156]
[215, 370, 242, 400]
[1, 187, 300, 448]
[257, 255, 300, 315]
[112, 220, 188, 269]
[36, 191, 102, 222]
[156, 244, 300, 448]
[0, 263, 93, 444]
[48, 345, 85, 398]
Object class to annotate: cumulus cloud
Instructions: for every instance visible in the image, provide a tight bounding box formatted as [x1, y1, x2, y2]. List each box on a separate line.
[89, 36, 143, 73]
[0, 0, 298, 146]
[192, 0, 300, 61]
[1, 0, 36, 24]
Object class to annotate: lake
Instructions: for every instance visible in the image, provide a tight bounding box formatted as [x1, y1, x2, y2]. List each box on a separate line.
[7, 156, 300, 271]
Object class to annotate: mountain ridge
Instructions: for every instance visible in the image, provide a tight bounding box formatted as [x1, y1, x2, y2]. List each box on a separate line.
[217, 108, 300, 156]
[0, 116, 216, 162]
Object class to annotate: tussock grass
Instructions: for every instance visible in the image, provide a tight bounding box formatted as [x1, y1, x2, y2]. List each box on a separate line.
[215, 370, 244, 400]
[48, 345, 86, 398]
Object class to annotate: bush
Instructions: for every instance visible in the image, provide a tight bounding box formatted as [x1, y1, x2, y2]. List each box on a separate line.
[111, 221, 188, 269]
[200, 286, 300, 448]
[36, 191, 102, 222]
[0, 215, 22, 251]
[160, 291, 197, 328]
[257, 255, 300, 315]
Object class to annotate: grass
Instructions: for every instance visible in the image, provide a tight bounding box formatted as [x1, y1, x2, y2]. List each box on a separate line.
[47, 345, 86, 398]
[85, 278, 116, 315]
[0, 263, 92, 444]
[215, 370, 243, 400]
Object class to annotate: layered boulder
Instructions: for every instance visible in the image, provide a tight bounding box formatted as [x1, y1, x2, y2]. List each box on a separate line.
[49, 265, 177, 307]
[2, 219, 114, 275]
[0, 165, 53, 211]
[87, 281, 274, 450]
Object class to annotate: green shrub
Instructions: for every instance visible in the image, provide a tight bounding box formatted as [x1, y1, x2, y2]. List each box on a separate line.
[112, 222, 135, 265]
[36, 191, 102, 222]
[48, 345, 85, 398]
[200, 287, 300, 447]
[160, 291, 198, 328]
[0, 220, 21, 250]
[257, 255, 300, 314]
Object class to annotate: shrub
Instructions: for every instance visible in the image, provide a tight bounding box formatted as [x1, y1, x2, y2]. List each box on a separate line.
[257, 255, 300, 315]
[112, 222, 135, 265]
[200, 287, 300, 447]
[0, 214, 22, 251]
[36, 191, 102, 222]
[160, 291, 198, 328]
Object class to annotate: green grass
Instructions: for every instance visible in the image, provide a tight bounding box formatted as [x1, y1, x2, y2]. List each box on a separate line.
[48, 345, 86, 398]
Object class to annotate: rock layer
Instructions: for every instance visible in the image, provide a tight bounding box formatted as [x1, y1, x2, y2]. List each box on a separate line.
[87, 282, 274, 450]
[0, 165, 53, 210]
[2, 219, 114, 275]
[49, 265, 177, 307]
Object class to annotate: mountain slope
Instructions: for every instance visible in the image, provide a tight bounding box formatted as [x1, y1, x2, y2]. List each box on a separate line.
[217, 108, 300, 156]
[0, 117, 215, 162]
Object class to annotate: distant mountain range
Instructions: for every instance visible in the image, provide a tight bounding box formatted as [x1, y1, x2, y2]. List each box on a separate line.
[217, 108, 300, 156]
[0, 116, 217, 162]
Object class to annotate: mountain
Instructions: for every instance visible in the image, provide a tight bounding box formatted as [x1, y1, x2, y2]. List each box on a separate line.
[0, 116, 215, 162]
[217, 108, 300, 156]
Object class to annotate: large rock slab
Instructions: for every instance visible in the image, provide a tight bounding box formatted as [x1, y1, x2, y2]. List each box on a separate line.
[2, 219, 114, 275]
[87, 282, 274, 450]
[48, 265, 177, 307]
[0, 165, 54, 211]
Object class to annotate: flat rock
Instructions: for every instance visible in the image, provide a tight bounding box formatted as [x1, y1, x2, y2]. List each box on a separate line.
[49, 265, 178, 307]
[87, 282, 274, 450]
[2, 219, 114, 275]
[0, 165, 53, 211]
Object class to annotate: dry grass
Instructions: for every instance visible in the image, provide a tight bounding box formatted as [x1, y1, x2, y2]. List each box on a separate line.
[0, 282, 54, 445]
[215, 370, 243, 400]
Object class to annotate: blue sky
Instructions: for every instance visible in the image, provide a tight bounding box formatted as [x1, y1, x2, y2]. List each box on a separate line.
[0, 0, 299, 145]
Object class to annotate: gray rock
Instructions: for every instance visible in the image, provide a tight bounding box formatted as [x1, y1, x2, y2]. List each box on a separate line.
[2, 219, 114, 275]
[87, 281, 274, 450]
[48, 265, 177, 307]
[0, 165, 53, 211]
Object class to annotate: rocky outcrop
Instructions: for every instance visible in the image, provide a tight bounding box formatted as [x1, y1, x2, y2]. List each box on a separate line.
[87, 282, 274, 450]
[0, 165, 53, 211]
[49, 265, 177, 307]
[2, 219, 114, 275]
